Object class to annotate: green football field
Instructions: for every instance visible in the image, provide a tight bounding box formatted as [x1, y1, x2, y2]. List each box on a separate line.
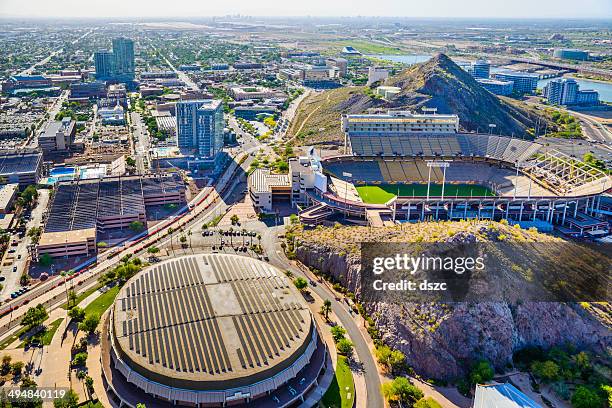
[355, 184, 496, 204]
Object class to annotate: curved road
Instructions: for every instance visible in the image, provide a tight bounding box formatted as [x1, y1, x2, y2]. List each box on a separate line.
[262, 227, 384, 408]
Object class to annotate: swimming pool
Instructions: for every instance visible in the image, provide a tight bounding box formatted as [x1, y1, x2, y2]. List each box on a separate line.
[49, 167, 76, 177]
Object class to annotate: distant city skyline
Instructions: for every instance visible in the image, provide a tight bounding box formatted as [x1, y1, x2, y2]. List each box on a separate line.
[1, 0, 611, 19]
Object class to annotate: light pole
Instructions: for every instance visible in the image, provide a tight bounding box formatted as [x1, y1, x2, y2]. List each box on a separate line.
[488, 123, 496, 135]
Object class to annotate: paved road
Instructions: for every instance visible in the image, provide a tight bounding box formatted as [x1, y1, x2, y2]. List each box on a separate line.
[262, 227, 384, 408]
[130, 111, 150, 173]
[0, 190, 49, 299]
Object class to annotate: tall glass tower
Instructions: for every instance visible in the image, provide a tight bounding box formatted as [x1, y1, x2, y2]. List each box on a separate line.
[176, 100, 224, 159]
[94, 50, 115, 81]
[111, 37, 135, 82]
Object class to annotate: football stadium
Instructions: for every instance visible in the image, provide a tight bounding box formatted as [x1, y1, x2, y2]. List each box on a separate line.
[299, 131, 612, 236]
[102, 254, 327, 408]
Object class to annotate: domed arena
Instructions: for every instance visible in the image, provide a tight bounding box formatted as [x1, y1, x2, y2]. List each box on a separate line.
[101, 254, 327, 407]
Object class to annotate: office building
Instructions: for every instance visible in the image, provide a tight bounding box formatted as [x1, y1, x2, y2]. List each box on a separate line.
[112, 37, 135, 82]
[553, 48, 589, 61]
[326, 57, 348, 77]
[492, 72, 539, 94]
[367, 67, 389, 85]
[576, 89, 600, 106]
[543, 78, 599, 106]
[176, 99, 224, 158]
[94, 38, 135, 83]
[39, 118, 76, 153]
[471, 60, 491, 79]
[249, 169, 291, 212]
[230, 86, 277, 101]
[476, 78, 514, 96]
[69, 81, 107, 99]
[94, 50, 115, 81]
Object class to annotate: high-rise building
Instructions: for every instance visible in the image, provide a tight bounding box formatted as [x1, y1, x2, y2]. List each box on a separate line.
[112, 37, 135, 82]
[471, 60, 491, 79]
[94, 38, 135, 83]
[544, 78, 579, 105]
[176, 99, 224, 158]
[94, 51, 115, 81]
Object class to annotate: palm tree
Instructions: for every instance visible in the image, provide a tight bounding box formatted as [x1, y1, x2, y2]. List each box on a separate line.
[228, 227, 234, 247]
[321, 299, 332, 322]
[187, 230, 193, 252]
[168, 227, 174, 254]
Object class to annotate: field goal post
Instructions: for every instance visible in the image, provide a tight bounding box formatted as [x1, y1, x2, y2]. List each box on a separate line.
[426, 160, 452, 200]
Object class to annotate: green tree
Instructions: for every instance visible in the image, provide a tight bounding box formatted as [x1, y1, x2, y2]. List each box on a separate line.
[39, 253, 54, 267]
[71, 352, 88, 367]
[129, 221, 145, 232]
[21, 305, 48, 330]
[469, 360, 494, 385]
[20, 185, 38, 208]
[230, 214, 240, 225]
[1, 355, 12, 375]
[68, 306, 85, 323]
[531, 360, 560, 383]
[11, 361, 24, 377]
[382, 377, 424, 404]
[67, 290, 77, 308]
[293, 277, 308, 292]
[320, 299, 332, 321]
[571, 386, 603, 408]
[388, 349, 406, 375]
[414, 397, 443, 408]
[78, 314, 100, 334]
[330, 325, 346, 343]
[53, 389, 79, 408]
[336, 338, 354, 356]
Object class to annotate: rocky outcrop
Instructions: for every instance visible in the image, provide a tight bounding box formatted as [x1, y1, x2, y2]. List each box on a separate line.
[295, 237, 611, 380]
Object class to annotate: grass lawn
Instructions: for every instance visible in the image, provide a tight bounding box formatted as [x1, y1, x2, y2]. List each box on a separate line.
[83, 285, 120, 317]
[60, 283, 104, 310]
[0, 326, 28, 350]
[356, 184, 495, 204]
[322, 355, 355, 408]
[18, 318, 63, 348]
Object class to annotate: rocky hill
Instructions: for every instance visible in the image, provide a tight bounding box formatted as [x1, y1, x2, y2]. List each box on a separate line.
[289, 53, 555, 147]
[291, 221, 611, 380]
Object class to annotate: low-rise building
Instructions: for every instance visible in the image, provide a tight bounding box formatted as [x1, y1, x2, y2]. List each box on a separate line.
[230, 86, 278, 101]
[39, 118, 76, 153]
[2, 75, 52, 94]
[98, 104, 125, 125]
[69, 81, 107, 100]
[376, 86, 401, 99]
[326, 57, 348, 77]
[248, 169, 290, 213]
[492, 71, 539, 94]
[476, 78, 514, 96]
[0, 183, 18, 214]
[0, 150, 43, 187]
[368, 67, 389, 85]
[553, 48, 589, 61]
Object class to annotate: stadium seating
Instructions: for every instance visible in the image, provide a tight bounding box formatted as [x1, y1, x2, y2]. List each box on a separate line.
[348, 133, 541, 164]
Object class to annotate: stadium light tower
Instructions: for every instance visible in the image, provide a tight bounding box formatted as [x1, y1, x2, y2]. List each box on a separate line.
[488, 123, 497, 135]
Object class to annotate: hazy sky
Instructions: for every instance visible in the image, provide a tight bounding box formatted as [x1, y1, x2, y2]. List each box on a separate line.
[1, 0, 611, 19]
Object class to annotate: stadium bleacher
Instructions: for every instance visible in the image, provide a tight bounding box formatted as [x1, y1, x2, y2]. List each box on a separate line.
[348, 133, 541, 164]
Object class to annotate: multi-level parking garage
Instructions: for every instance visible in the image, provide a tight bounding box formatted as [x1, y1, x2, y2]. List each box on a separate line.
[299, 133, 612, 236]
[37, 174, 185, 258]
[102, 254, 327, 407]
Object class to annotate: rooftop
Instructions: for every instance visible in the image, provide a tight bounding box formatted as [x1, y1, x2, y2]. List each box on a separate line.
[249, 168, 290, 193]
[112, 254, 312, 390]
[474, 383, 541, 408]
